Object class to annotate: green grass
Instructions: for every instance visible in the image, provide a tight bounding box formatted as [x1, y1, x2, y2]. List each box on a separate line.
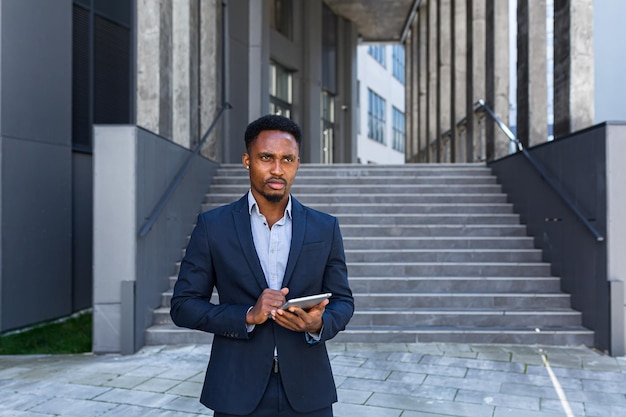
[0, 311, 92, 355]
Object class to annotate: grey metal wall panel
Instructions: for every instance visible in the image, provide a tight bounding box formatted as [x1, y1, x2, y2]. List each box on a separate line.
[489, 123, 610, 351]
[0, 0, 73, 331]
[72, 152, 93, 311]
[1, 0, 72, 145]
[1, 137, 72, 331]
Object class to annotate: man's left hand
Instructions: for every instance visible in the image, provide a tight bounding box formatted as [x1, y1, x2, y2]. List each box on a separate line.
[272, 299, 328, 333]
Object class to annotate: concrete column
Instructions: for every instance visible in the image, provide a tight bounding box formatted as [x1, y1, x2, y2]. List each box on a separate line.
[406, 28, 418, 161]
[466, 0, 486, 162]
[486, 0, 509, 159]
[172, 0, 197, 148]
[418, 5, 428, 162]
[137, 0, 173, 139]
[427, 1, 437, 162]
[438, 0, 452, 162]
[517, 0, 547, 147]
[452, 0, 467, 162]
[199, 0, 221, 161]
[553, 0, 594, 138]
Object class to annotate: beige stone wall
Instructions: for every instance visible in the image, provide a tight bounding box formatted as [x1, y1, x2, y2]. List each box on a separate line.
[136, 0, 222, 161]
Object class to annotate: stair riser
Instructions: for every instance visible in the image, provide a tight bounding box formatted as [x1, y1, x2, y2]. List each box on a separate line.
[353, 295, 571, 309]
[346, 251, 542, 262]
[335, 215, 520, 226]
[210, 185, 503, 195]
[340, 226, 527, 238]
[213, 177, 498, 185]
[348, 278, 560, 293]
[348, 313, 582, 327]
[203, 203, 514, 215]
[347, 264, 551, 277]
[330, 332, 594, 345]
[342, 238, 535, 250]
[152, 311, 582, 328]
[205, 195, 509, 205]
[216, 168, 495, 177]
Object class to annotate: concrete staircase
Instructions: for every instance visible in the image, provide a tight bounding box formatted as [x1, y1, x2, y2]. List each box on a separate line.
[145, 163, 594, 346]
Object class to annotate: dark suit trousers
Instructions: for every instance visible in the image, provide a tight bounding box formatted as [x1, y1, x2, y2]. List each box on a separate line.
[213, 368, 333, 417]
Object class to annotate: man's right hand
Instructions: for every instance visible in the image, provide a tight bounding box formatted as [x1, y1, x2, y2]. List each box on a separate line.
[246, 287, 289, 325]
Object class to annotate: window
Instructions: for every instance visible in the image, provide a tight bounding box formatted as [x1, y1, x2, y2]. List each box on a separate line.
[392, 107, 406, 152]
[367, 89, 386, 144]
[392, 45, 405, 84]
[368, 45, 386, 67]
[270, 0, 293, 39]
[269, 62, 293, 117]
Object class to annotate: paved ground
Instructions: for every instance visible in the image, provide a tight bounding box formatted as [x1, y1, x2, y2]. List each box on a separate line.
[1, 343, 626, 417]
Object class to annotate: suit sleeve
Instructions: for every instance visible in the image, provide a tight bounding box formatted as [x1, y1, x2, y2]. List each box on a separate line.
[170, 214, 251, 339]
[318, 217, 354, 342]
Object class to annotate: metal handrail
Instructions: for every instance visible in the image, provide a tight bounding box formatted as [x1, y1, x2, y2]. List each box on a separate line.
[138, 102, 232, 237]
[474, 99, 604, 242]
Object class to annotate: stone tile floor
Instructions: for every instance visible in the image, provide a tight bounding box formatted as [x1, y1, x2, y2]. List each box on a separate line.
[1, 343, 625, 416]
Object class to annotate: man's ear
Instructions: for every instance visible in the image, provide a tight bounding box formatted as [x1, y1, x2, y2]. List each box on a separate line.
[242, 153, 250, 169]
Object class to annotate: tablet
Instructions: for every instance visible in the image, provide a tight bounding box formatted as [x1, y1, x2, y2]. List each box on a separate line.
[280, 293, 332, 310]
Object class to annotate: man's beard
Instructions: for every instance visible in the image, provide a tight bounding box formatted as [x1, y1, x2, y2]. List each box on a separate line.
[261, 191, 285, 203]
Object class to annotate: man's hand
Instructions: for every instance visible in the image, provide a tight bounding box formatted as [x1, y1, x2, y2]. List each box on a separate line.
[246, 288, 289, 325]
[272, 299, 328, 333]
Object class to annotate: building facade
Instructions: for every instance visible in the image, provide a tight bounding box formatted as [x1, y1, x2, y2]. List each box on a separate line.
[357, 44, 406, 164]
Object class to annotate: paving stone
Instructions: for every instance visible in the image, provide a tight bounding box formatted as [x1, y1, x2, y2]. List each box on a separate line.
[0, 390, 50, 411]
[466, 368, 582, 390]
[332, 401, 401, 417]
[492, 407, 567, 417]
[161, 396, 212, 414]
[337, 387, 373, 405]
[0, 366, 31, 379]
[101, 374, 152, 389]
[539, 398, 585, 415]
[386, 370, 427, 384]
[94, 387, 180, 408]
[583, 402, 626, 417]
[362, 358, 467, 378]
[420, 354, 526, 373]
[166, 381, 203, 397]
[424, 374, 502, 393]
[332, 364, 391, 380]
[134, 377, 182, 393]
[331, 355, 368, 367]
[455, 389, 540, 411]
[30, 397, 116, 416]
[366, 392, 494, 417]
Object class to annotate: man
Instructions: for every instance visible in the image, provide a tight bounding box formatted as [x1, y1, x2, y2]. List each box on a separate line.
[170, 114, 354, 417]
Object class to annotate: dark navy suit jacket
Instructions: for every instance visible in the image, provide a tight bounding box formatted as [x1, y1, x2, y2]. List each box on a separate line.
[170, 194, 354, 415]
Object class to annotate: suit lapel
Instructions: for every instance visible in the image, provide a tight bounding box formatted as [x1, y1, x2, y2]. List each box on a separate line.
[282, 197, 306, 288]
[232, 194, 268, 291]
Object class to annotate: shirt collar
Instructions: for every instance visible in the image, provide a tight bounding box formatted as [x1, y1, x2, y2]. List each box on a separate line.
[247, 191, 292, 220]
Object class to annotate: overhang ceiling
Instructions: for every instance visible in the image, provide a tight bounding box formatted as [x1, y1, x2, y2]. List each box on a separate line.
[323, 0, 418, 42]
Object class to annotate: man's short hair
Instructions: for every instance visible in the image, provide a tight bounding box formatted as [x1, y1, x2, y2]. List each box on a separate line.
[244, 114, 302, 150]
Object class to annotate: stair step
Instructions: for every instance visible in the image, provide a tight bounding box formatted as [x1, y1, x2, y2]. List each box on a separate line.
[210, 184, 504, 195]
[212, 175, 498, 185]
[345, 249, 541, 262]
[352, 293, 571, 309]
[342, 237, 535, 250]
[348, 309, 583, 327]
[347, 262, 551, 276]
[333, 214, 521, 225]
[205, 193, 509, 205]
[340, 224, 527, 237]
[348, 276, 560, 292]
[331, 327, 594, 345]
[204, 203, 515, 214]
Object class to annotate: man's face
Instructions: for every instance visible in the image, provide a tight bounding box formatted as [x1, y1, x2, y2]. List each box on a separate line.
[242, 130, 300, 204]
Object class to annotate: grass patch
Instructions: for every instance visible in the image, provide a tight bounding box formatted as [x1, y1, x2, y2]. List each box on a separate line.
[0, 311, 92, 355]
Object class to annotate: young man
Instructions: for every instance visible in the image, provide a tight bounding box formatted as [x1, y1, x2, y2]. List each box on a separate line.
[170, 114, 354, 417]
